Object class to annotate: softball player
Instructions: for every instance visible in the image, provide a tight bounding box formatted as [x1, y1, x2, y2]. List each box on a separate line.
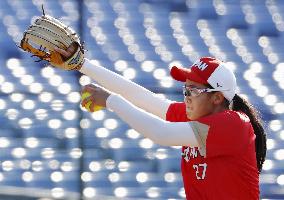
[57, 46, 267, 199]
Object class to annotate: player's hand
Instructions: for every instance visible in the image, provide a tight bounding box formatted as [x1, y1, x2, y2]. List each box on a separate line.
[54, 42, 78, 60]
[81, 84, 111, 111]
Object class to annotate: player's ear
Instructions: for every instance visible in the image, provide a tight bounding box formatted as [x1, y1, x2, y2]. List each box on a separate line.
[212, 92, 225, 105]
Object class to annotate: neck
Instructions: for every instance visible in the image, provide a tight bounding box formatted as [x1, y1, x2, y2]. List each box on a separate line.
[211, 105, 228, 114]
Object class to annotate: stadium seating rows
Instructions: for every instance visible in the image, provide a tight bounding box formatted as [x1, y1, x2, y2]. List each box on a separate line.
[0, 0, 283, 199]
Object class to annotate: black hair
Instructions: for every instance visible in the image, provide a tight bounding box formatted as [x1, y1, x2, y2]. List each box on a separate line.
[207, 84, 267, 173]
[230, 94, 267, 173]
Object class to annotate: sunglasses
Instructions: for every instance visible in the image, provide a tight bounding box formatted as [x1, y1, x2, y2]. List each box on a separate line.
[183, 86, 225, 97]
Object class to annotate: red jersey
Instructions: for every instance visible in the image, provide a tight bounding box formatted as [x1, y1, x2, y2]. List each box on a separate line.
[166, 102, 259, 200]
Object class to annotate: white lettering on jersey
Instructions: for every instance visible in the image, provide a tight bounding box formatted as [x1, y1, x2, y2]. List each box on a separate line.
[190, 148, 198, 158]
[182, 147, 208, 180]
[182, 147, 190, 162]
[193, 60, 208, 71]
[193, 163, 207, 180]
[181, 147, 200, 162]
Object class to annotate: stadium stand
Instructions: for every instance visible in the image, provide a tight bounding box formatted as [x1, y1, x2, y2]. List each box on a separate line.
[0, 0, 283, 199]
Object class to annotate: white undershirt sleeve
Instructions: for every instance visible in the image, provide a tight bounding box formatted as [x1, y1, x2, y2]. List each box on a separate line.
[80, 58, 173, 120]
[106, 94, 199, 147]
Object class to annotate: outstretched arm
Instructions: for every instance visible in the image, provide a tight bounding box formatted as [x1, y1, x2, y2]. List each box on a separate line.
[106, 94, 200, 147]
[81, 84, 203, 147]
[55, 44, 172, 120]
[80, 59, 172, 120]
[19, 15, 172, 119]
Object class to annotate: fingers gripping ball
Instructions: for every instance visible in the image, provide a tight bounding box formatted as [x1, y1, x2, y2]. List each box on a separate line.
[81, 92, 103, 112]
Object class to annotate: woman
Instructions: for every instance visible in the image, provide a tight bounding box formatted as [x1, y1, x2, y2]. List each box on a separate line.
[57, 47, 266, 199]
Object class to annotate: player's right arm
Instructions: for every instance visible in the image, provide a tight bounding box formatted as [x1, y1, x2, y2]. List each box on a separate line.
[79, 58, 173, 120]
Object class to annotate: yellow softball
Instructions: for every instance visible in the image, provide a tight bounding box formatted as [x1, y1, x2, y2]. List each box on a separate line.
[81, 92, 103, 112]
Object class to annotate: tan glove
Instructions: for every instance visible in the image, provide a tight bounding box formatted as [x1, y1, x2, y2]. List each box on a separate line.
[20, 14, 84, 70]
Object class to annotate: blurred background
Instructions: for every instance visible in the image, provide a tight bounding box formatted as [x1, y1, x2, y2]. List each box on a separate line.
[0, 0, 283, 199]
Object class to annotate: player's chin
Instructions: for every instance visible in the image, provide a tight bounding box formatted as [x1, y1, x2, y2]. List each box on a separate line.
[187, 109, 201, 120]
[186, 110, 194, 120]
[187, 114, 198, 120]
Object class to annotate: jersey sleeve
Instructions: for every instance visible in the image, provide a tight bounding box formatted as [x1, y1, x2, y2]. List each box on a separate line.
[195, 111, 255, 157]
[166, 102, 188, 122]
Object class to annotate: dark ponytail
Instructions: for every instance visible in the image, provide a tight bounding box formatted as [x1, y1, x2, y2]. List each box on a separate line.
[231, 94, 267, 173]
